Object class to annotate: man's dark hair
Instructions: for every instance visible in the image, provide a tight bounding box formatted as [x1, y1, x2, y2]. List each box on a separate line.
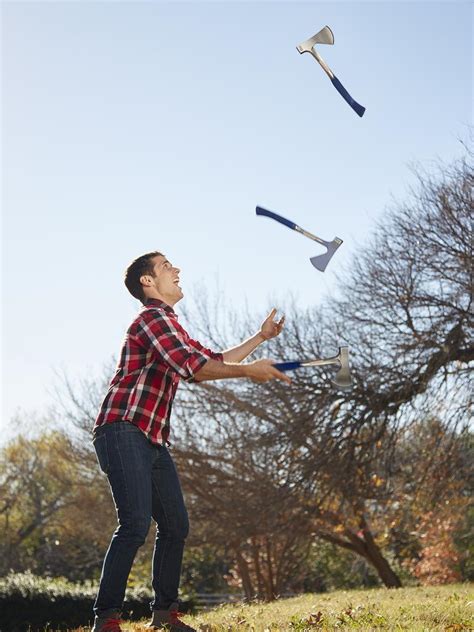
[124, 251, 163, 303]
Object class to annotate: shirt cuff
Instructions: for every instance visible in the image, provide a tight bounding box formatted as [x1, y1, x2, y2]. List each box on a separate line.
[184, 351, 222, 383]
[183, 352, 210, 383]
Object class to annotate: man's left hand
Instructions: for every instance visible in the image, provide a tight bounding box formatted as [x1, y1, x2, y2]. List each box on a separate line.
[260, 308, 285, 341]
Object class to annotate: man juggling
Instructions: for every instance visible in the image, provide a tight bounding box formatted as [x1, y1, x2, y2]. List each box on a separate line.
[91, 251, 289, 632]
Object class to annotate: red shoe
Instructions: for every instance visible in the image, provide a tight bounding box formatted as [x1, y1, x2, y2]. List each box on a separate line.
[148, 602, 196, 631]
[91, 614, 123, 632]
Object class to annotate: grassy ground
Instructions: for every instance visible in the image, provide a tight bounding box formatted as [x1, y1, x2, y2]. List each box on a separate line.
[70, 583, 474, 632]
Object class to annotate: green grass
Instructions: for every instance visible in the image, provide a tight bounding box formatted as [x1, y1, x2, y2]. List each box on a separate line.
[67, 583, 474, 631]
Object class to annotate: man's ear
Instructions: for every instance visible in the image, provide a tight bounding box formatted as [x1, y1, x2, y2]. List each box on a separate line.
[140, 275, 153, 287]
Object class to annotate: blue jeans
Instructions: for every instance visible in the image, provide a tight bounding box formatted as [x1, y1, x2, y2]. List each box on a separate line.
[93, 421, 189, 616]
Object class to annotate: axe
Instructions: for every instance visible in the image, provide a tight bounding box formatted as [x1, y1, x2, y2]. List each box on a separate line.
[256, 206, 343, 272]
[296, 25, 366, 117]
[274, 346, 352, 390]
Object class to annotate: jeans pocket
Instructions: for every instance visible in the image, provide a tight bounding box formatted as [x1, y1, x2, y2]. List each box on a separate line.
[93, 433, 110, 474]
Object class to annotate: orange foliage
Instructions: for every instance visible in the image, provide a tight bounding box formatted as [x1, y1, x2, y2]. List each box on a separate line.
[410, 509, 463, 585]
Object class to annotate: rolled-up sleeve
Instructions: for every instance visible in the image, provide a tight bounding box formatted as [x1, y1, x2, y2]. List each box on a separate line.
[136, 311, 211, 380]
[188, 338, 223, 363]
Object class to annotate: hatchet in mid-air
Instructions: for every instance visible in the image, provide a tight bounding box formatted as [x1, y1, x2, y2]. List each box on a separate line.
[256, 206, 343, 272]
[296, 25, 366, 117]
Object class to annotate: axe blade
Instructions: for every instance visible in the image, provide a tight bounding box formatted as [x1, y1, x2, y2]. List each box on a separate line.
[297, 25, 334, 54]
[309, 238, 343, 272]
[331, 347, 352, 390]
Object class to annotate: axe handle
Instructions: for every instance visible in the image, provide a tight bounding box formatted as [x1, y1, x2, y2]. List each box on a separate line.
[295, 226, 327, 247]
[273, 361, 302, 372]
[301, 358, 341, 368]
[256, 207, 297, 231]
[274, 357, 341, 371]
[330, 76, 366, 117]
[256, 207, 335, 248]
[273, 354, 341, 371]
[310, 50, 366, 118]
[310, 49, 334, 79]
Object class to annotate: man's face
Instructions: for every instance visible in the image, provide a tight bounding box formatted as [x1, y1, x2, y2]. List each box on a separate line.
[147, 255, 183, 305]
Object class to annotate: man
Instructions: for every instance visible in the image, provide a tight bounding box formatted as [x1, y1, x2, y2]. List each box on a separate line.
[92, 251, 290, 632]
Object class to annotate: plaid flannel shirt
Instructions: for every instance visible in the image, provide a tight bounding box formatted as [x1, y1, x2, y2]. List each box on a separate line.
[94, 298, 223, 445]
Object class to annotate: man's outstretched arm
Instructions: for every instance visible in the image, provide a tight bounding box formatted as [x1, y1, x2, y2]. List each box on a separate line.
[193, 358, 291, 384]
[221, 308, 285, 363]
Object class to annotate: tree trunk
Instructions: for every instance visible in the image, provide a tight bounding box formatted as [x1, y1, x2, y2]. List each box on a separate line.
[364, 544, 402, 588]
[265, 536, 276, 600]
[360, 518, 402, 588]
[251, 537, 265, 598]
[235, 550, 254, 599]
[318, 522, 403, 589]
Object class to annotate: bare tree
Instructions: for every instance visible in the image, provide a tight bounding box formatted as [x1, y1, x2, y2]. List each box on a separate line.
[172, 152, 472, 591]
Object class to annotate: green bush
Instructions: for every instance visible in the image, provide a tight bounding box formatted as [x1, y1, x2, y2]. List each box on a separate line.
[0, 572, 160, 631]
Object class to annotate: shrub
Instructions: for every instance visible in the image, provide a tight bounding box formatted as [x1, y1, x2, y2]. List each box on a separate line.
[0, 572, 154, 631]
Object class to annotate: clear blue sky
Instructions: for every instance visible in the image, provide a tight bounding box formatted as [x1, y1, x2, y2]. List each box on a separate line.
[1, 1, 471, 434]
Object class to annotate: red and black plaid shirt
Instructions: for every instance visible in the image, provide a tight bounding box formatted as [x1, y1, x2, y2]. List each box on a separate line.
[94, 298, 223, 445]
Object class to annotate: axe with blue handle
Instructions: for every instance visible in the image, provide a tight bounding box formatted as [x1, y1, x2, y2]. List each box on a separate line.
[274, 346, 352, 391]
[256, 206, 343, 272]
[296, 25, 366, 118]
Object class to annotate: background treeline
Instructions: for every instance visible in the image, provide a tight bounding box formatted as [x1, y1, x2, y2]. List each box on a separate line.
[0, 152, 472, 620]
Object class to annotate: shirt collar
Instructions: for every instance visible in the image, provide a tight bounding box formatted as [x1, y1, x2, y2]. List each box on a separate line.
[143, 298, 177, 316]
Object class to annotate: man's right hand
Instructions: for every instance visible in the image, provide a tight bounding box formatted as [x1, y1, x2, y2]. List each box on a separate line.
[244, 359, 292, 384]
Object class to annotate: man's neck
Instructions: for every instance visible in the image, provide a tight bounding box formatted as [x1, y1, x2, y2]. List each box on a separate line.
[144, 292, 176, 308]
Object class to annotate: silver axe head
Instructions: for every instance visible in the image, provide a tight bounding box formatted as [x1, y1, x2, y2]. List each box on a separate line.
[309, 237, 343, 272]
[301, 346, 352, 390]
[294, 225, 343, 272]
[331, 346, 352, 390]
[297, 25, 334, 54]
